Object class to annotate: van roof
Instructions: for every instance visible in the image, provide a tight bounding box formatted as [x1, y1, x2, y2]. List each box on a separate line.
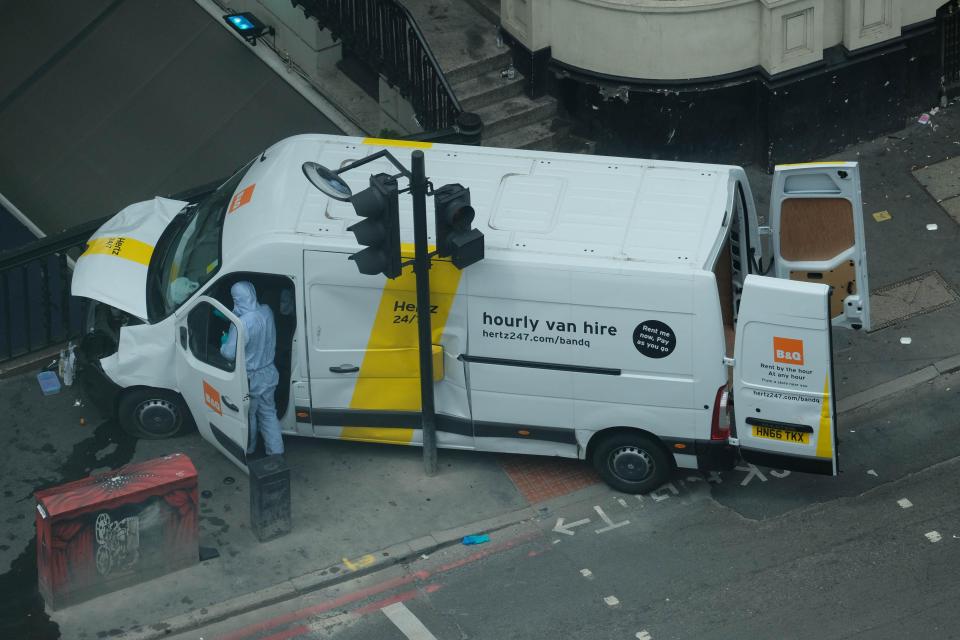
[224, 135, 740, 271]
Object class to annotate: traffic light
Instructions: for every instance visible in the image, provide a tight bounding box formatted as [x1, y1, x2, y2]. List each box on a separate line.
[347, 173, 402, 278]
[433, 184, 484, 269]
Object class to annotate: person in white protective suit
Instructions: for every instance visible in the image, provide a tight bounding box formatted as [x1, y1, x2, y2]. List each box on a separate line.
[220, 281, 285, 456]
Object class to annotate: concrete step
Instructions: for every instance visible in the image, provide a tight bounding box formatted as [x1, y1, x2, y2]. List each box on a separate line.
[476, 94, 558, 140]
[453, 68, 525, 112]
[461, 0, 500, 26]
[483, 120, 567, 151]
[445, 50, 513, 85]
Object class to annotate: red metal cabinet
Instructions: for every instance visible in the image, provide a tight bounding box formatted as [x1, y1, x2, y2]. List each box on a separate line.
[35, 453, 199, 609]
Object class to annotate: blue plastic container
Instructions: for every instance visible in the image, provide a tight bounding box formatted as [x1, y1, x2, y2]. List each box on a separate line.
[37, 371, 61, 395]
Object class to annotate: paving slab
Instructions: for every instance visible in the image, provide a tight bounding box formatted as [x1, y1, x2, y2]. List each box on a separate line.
[912, 155, 960, 202]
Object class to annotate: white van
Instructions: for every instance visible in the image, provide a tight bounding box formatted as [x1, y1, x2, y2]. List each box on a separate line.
[74, 135, 870, 493]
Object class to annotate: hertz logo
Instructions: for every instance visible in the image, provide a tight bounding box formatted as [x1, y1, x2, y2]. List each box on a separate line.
[773, 337, 804, 365]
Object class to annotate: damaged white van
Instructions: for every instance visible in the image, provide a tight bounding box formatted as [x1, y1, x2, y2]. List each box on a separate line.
[75, 135, 870, 493]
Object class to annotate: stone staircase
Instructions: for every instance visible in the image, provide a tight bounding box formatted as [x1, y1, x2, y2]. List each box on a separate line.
[401, 0, 590, 152]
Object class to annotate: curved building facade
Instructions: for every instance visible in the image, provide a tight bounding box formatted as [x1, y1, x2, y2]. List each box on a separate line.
[499, 0, 954, 166]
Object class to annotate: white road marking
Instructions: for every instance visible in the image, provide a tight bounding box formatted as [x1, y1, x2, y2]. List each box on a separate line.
[553, 517, 591, 536]
[735, 464, 768, 486]
[897, 498, 913, 509]
[651, 483, 680, 502]
[580, 568, 593, 578]
[617, 497, 628, 507]
[769, 469, 791, 479]
[552, 539, 561, 544]
[925, 531, 942, 543]
[636, 632, 653, 640]
[594, 506, 630, 533]
[604, 595, 620, 607]
[382, 602, 439, 640]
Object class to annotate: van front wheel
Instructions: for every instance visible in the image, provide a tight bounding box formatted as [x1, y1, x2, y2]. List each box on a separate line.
[118, 388, 195, 439]
[592, 432, 670, 494]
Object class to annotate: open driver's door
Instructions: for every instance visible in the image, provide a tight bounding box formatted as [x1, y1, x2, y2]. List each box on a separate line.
[732, 275, 837, 475]
[769, 162, 870, 331]
[174, 295, 251, 472]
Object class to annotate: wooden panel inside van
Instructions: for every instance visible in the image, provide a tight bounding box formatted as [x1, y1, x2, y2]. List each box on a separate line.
[779, 198, 854, 261]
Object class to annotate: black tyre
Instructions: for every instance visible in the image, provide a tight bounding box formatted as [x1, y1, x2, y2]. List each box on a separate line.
[591, 432, 671, 494]
[118, 388, 195, 439]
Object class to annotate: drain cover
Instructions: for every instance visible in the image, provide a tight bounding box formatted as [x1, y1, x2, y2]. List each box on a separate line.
[869, 271, 959, 331]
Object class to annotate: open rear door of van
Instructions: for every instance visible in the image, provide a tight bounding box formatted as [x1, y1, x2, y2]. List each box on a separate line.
[732, 275, 836, 475]
[770, 162, 870, 331]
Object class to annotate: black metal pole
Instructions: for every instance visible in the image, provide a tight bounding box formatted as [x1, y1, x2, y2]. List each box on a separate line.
[410, 150, 437, 476]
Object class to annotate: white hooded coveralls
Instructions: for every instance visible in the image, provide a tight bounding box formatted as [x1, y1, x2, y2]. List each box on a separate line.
[220, 281, 284, 455]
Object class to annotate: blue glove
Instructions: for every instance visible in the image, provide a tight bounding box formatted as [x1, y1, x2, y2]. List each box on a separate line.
[213, 308, 227, 321]
[220, 331, 229, 346]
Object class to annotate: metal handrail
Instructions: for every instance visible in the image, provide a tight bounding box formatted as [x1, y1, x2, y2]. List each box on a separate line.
[292, 0, 467, 133]
[0, 222, 97, 363]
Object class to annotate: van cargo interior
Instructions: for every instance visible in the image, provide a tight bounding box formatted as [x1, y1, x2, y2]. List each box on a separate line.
[780, 197, 857, 318]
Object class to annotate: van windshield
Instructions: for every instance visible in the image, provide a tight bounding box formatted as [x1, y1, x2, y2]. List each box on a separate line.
[150, 161, 254, 319]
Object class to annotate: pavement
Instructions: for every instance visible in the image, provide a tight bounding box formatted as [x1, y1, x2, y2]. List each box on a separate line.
[2, 89, 960, 640]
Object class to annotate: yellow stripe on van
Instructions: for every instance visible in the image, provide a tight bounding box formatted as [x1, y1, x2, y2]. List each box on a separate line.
[775, 161, 852, 169]
[342, 244, 462, 444]
[815, 375, 833, 460]
[362, 138, 433, 149]
[81, 236, 154, 267]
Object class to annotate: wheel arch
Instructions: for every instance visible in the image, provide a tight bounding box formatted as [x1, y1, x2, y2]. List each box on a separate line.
[117, 383, 183, 408]
[117, 385, 195, 439]
[585, 426, 676, 470]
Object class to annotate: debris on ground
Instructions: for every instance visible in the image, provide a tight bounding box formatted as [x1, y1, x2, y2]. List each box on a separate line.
[462, 534, 490, 545]
[872, 210, 892, 222]
[900, 337, 912, 345]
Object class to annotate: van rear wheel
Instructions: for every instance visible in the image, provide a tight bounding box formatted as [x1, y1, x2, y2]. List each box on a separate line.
[118, 388, 195, 439]
[592, 432, 670, 494]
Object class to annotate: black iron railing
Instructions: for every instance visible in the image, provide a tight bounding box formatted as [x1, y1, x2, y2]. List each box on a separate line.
[943, 0, 960, 94]
[0, 216, 108, 363]
[292, 0, 479, 138]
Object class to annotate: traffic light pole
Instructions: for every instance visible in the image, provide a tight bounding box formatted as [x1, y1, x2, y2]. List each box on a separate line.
[410, 150, 438, 476]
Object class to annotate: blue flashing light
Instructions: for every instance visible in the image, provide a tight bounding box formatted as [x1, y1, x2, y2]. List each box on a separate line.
[229, 15, 254, 31]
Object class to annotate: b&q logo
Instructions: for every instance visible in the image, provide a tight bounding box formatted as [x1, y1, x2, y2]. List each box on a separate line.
[203, 380, 223, 415]
[773, 337, 804, 365]
[228, 184, 256, 213]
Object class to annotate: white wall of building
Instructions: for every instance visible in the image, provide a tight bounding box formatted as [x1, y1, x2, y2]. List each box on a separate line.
[501, 0, 945, 79]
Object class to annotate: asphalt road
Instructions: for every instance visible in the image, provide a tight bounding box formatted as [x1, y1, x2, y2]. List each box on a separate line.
[173, 369, 960, 640]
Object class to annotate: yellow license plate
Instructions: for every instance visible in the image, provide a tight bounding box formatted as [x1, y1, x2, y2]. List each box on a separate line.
[752, 425, 810, 444]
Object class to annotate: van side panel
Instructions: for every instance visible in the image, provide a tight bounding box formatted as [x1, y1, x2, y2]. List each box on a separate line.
[692, 270, 730, 435]
[570, 269, 701, 466]
[465, 261, 714, 463]
[302, 250, 473, 449]
[464, 262, 577, 456]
